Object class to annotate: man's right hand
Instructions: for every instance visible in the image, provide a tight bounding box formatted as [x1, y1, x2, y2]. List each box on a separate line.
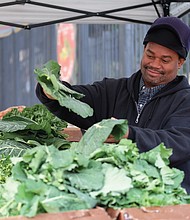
[43, 89, 56, 100]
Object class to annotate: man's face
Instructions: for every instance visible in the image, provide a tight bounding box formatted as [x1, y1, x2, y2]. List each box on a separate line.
[141, 42, 185, 88]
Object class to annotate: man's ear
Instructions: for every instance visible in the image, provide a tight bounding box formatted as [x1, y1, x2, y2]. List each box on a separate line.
[178, 58, 185, 69]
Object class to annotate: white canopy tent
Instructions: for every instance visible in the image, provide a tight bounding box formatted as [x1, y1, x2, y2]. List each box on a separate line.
[0, 0, 189, 29]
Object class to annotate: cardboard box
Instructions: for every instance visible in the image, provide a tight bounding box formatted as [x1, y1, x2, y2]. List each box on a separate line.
[0, 207, 112, 220]
[107, 204, 190, 220]
[63, 127, 116, 143]
[63, 127, 83, 142]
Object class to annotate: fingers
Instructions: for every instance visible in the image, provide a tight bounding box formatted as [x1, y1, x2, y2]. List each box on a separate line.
[43, 89, 56, 100]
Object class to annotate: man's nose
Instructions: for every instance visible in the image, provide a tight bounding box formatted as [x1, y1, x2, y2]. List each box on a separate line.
[150, 58, 161, 68]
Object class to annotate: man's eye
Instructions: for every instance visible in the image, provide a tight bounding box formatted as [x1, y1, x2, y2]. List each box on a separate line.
[147, 54, 153, 58]
[162, 59, 170, 64]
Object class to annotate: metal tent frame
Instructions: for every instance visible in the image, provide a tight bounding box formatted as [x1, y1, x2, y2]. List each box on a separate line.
[0, 0, 189, 29]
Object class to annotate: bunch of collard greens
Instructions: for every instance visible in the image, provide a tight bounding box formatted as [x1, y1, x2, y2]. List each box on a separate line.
[0, 118, 190, 218]
[34, 60, 93, 118]
[0, 104, 69, 157]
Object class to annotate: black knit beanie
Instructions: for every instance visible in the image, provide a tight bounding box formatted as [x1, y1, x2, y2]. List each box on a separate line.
[143, 17, 190, 59]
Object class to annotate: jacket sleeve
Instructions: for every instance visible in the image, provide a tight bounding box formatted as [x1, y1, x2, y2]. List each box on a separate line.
[35, 83, 96, 129]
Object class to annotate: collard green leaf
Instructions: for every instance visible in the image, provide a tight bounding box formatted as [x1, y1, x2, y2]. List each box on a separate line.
[0, 139, 29, 157]
[50, 74, 84, 98]
[34, 60, 93, 118]
[0, 117, 33, 133]
[140, 143, 172, 167]
[35, 60, 81, 98]
[41, 186, 95, 213]
[12, 162, 27, 181]
[90, 139, 139, 166]
[90, 163, 132, 197]
[161, 166, 184, 189]
[47, 146, 74, 169]
[57, 92, 93, 118]
[20, 196, 40, 217]
[0, 116, 47, 134]
[76, 119, 128, 156]
[131, 159, 160, 179]
[66, 186, 97, 208]
[66, 161, 104, 191]
[15, 180, 47, 217]
[1, 177, 19, 202]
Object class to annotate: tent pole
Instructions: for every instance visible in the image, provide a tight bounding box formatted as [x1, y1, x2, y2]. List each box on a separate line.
[160, 0, 171, 16]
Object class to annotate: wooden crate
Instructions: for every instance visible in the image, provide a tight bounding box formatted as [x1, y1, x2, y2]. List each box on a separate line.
[107, 204, 190, 220]
[0, 207, 112, 220]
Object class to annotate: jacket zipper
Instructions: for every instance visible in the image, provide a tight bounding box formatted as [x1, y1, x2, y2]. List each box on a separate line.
[135, 101, 140, 123]
[135, 113, 140, 123]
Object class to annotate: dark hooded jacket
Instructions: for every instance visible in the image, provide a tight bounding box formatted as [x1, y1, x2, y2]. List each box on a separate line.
[36, 70, 190, 193]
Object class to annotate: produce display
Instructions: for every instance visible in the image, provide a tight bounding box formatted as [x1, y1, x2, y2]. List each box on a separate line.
[0, 115, 189, 218]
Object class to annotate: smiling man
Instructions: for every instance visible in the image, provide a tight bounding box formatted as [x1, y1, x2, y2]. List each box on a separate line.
[36, 17, 190, 193]
[141, 42, 185, 87]
[141, 19, 187, 87]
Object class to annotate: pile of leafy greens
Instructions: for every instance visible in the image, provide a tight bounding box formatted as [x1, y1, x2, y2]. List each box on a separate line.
[0, 118, 189, 218]
[34, 60, 93, 118]
[0, 104, 69, 159]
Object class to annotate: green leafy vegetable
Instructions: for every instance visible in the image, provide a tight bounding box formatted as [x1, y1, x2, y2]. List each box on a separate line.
[0, 119, 189, 218]
[34, 60, 93, 118]
[0, 144, 98, 217]
[0, 104, 69, 154]
[75, 119, 128, 156]
[0, 139, 29, 157]
[3, 104, 67, 136]
[0, 155, 12, 184]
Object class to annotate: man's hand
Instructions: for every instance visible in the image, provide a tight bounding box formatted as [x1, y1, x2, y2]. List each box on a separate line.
[106, 117, 129, 143]
[43, 88, 56, 100]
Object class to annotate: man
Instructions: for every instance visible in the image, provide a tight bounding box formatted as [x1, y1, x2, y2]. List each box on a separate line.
[36, 17, 190, 193]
